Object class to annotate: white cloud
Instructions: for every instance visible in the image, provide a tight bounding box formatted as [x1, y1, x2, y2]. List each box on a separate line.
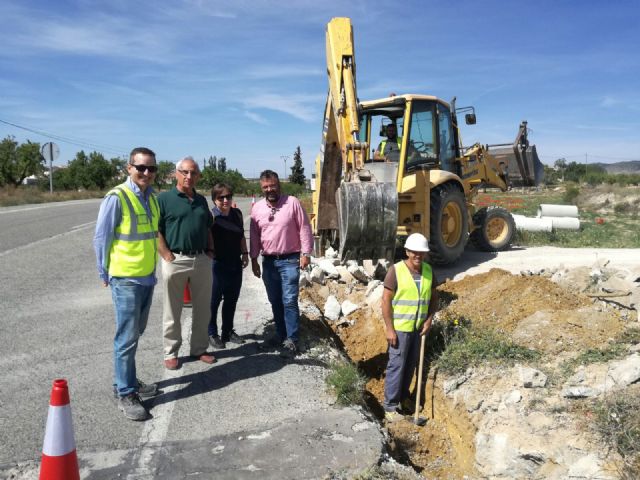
[244, 110, 269, 124]
[243, 93, 318, 122]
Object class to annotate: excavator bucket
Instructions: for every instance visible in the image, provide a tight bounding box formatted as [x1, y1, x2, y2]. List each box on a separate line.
[336, 181, 398, 261]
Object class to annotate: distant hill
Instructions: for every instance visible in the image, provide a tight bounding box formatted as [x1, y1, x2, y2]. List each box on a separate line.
[591, 160, 640, 174]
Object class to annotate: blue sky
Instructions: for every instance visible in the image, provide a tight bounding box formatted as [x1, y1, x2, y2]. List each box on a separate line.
[1, 0, 639, 177]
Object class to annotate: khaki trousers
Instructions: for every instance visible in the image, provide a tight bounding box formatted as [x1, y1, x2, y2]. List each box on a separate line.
[161, 253, 212, 359]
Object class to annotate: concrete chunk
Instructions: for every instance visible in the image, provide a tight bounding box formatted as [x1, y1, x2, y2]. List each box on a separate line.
[324, 295, 341, 321]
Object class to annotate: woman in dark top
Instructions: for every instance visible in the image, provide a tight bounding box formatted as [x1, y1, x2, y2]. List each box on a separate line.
[208, 183, 249, 349]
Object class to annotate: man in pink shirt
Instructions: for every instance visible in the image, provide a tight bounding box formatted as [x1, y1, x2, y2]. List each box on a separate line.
[250, 170, 314, 357]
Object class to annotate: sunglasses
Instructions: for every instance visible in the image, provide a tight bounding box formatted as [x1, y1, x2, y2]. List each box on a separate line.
[268, 206, 277, 222]
[216, 194, 233, 201]
[177, 169, 198, 176]
[130, 164, 158, 173]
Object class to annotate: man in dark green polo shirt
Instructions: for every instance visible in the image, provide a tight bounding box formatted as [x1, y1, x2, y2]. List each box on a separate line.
[157, 156, 215, 370]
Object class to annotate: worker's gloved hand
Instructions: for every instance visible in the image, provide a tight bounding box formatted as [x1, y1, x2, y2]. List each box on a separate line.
[385, 327, 398, 349]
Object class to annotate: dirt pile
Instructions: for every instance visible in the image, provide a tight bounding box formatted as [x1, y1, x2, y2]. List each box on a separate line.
[301, 264, 638, 478]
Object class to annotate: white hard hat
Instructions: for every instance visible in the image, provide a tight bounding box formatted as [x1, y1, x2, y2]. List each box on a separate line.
[404, 233, 430, 252]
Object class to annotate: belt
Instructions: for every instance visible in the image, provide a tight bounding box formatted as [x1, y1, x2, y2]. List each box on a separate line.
[262, 252, 300, 260]
[171, 250, 205, 256]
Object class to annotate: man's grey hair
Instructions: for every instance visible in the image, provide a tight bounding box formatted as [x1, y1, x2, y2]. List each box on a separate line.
[176, 156, 200, 173]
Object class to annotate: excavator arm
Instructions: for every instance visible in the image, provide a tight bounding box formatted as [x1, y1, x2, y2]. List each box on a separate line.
[312, 18, 398, 261]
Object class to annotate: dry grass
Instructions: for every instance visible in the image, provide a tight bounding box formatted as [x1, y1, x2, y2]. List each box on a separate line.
[0, 186, 102, 207]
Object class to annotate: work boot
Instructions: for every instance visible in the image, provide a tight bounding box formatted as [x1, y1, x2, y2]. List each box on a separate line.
[209, 335, 226, 350]
[112, 379, 158, 400]
[225, 330, 246, 345]
[118, 393, 148, 421]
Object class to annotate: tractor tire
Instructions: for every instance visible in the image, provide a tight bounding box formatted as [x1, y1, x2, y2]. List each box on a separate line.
[470, 206, 515, 252]
[429, 183, 468, 265]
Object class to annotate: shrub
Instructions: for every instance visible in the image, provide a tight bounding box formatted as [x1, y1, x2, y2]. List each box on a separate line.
[325, 360, 366, 406]
[435, 325, 539, 375]
[592, 392, 640, 479]
[563, 184, 580, 203]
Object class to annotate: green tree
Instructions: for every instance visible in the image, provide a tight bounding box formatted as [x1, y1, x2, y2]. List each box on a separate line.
[218, 157, 227, 173]
[66, 150, 92, 190]
[0, 136, 44, 187]
[87, 151, 114, 190]
[207, 155, 217, 171]
[155, 161, 176, 190]
[289, 146, 305, 185]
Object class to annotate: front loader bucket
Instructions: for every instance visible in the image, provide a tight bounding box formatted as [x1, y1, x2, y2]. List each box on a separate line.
[337, 181, 398, 262]
[489, 144, 544, 187]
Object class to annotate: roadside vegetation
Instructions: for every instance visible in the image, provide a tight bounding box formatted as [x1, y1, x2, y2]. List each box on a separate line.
[559, 327, 640, 380]
[429, 311, 540, 375]
[591, 391, 640, 479]
[325, 360, 366, 406]
[0, 136, 309, 206]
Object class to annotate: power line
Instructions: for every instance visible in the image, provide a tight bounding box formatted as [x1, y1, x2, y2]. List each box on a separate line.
[0, 118, 128, 157]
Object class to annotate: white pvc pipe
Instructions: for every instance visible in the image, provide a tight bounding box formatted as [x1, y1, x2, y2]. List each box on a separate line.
[544, 216, 581, 230]
[537, 204, 579, 218]
[512, 214, 553, 232]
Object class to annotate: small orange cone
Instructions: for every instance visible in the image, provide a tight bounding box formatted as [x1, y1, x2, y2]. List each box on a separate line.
[40, 379, 80, 480]
[183, 280, 192, 307]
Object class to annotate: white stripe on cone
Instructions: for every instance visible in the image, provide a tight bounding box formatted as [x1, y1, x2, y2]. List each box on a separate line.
[42, 404, 76, 456]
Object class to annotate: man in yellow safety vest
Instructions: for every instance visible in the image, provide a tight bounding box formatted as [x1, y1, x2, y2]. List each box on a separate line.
[94, 147, 160, 421]
[381, 233, 439, 421]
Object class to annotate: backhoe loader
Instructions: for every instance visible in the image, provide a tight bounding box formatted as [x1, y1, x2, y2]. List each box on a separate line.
[311, 17, 543, 265]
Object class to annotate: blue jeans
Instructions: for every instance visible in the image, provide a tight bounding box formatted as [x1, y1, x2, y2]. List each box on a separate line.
[262, 254, 300, 342]
[208, 259, 243, 339]
[110, 278, 154, 397]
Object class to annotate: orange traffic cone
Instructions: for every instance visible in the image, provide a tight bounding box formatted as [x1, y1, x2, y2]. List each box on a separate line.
[40, 379, 80, 480]
[183, 280, 192, 307]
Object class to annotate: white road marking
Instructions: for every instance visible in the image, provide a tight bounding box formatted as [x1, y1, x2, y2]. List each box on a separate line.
[0, 199, 99, 215]
[0, 222, 96, 257]
[125, 314, 193, 479]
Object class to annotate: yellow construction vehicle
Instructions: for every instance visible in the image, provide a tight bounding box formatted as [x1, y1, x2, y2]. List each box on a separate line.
[311, 17, 542, 264]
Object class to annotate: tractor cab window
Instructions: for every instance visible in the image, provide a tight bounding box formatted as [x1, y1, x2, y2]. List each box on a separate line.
[437, 104, 455, 173]
[406, 102, 436, 171]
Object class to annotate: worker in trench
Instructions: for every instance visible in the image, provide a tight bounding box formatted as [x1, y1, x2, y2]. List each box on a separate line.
[381, 233, 438, 421]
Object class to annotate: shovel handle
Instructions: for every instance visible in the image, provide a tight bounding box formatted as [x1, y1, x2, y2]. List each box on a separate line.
[414, 333, 427, 424]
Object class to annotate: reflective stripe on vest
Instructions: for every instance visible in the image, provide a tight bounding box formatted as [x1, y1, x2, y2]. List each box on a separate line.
[107, 184, 159, 277]
[391, 261, 432, 332]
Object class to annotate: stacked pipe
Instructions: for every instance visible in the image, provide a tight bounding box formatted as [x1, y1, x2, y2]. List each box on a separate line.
[512, 204, 580, 232]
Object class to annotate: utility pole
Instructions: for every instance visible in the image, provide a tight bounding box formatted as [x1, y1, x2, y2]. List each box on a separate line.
[585, 152, 588, 178]
[280, 155, 290, 180]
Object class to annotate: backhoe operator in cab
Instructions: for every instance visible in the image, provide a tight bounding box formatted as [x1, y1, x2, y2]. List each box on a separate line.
[373, 123, 401, 162]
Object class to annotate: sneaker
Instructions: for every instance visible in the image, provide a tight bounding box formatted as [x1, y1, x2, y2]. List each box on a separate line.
[118, 393, 148, 421]
[384, 410, 404, 423]
[112, 379, 158, 400]
[225, 330, 246, 345]
[209, 335, 226, 350]
[280, 338, 299, 358]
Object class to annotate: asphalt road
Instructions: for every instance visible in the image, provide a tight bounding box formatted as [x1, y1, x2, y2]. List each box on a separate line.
[0, 196, 383, 479]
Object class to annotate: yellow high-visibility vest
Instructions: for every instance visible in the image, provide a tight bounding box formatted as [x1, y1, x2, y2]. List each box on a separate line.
[107, 183, 159, 277]
[379, 138, 402, 157]
[392, 260, 433, 332]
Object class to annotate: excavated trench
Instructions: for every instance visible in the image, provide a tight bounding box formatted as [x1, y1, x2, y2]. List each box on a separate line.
[300, 267, 632, 478]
